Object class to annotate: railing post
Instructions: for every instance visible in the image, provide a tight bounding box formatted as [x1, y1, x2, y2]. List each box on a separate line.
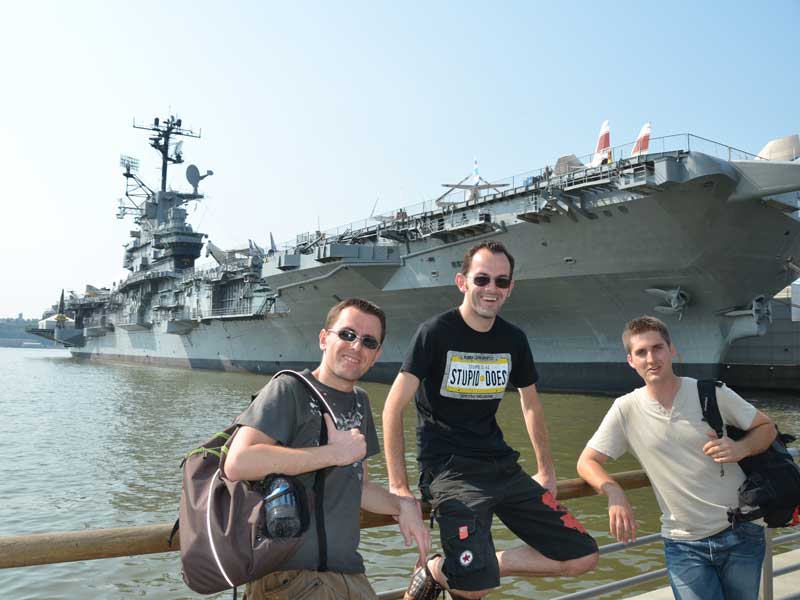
[760, 527, 773, 600]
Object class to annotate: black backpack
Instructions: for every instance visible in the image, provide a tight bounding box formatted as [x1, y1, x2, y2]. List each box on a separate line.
[698, 379, 800, 528]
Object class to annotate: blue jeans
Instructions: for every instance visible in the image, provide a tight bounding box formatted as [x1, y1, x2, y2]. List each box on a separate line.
[663, 522, 766, 600]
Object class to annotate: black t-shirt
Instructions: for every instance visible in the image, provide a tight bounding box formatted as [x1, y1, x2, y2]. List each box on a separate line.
[401, 309, 538, 469]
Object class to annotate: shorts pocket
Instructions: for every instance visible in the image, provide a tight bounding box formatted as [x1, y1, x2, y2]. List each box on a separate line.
[438, 515, 486, 577]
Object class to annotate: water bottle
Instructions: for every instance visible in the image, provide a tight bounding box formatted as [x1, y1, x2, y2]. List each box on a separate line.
[264, 477, 301, 538]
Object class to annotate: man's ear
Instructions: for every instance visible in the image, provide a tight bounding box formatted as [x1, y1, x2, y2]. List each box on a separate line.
[318, 328, 328, 352]
[455, 272, 467, 292]
[626, 354, 635, 369]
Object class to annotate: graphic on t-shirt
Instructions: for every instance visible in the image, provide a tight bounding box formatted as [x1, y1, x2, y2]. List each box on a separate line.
[440, 351, 511, 400]
[307, 392, 367, 479]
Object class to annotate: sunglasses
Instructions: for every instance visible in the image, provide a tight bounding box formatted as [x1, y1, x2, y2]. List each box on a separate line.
[468, 274, 512, 289]
[326, 328, 381, 350]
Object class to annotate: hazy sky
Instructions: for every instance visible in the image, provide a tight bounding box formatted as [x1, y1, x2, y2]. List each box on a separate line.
[1, 1, 797, 318]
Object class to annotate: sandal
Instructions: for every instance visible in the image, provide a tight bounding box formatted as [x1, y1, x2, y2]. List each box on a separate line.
[403, 554, 444, 600]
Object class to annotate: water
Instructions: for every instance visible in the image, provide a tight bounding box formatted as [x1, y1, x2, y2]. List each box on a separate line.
[1, 347, 798, 599]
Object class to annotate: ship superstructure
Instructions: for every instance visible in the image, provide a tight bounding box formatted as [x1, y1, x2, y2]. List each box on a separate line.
[32, 118, 800, 393]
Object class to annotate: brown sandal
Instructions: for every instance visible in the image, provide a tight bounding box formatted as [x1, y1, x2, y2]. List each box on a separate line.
[403, 554, 444, 600]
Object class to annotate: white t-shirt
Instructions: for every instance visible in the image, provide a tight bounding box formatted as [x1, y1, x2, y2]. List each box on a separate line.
[587, 377, 757, 540]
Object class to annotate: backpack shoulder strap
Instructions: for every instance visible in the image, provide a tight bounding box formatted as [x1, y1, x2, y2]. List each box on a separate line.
[272, 369, 340, 426]
[271, 369, 333, 572]
[697, 379, 724, 438]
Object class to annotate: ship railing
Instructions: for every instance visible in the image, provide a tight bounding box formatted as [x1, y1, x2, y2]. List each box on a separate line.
[119, 269, 180, 290]
[274, 133, 763, 253]
[2, 453, 799, 600]
[190, 305, 259, 319]
[65, 294, 112, 307]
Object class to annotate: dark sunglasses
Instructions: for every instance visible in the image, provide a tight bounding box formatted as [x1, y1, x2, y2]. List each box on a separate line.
[326, 328, 381, 350]
[469, 274, 512, 289]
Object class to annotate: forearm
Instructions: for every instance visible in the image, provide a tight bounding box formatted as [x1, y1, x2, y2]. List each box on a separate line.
[361, 480, 402, 515]
[577, 454, 621, 497]
[383, 409, 411, 492]
[226, 444, 336, 481]
[523, 403, 555, 475]
[383, 376, 417, 493]
[737, 422, 778, 457]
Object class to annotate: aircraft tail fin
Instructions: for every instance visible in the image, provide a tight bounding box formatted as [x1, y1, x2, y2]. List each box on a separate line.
[589, 120, 611, 167]
[631, 122, 652, 157]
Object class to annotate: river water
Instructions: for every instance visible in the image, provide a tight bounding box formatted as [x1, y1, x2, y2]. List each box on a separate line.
[1, 347, 798, 599]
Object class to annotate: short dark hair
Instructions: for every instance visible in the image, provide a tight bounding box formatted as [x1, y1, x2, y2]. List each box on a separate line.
[324, 298, 387, 342]
[460, 240, 515, 278]
[622, 315, 672, 353]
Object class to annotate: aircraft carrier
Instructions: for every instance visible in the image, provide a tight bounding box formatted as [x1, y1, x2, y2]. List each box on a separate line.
[31, 116, 800, 393]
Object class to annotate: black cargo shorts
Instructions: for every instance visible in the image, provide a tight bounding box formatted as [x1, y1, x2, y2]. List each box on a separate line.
[419, 452, 597, 592]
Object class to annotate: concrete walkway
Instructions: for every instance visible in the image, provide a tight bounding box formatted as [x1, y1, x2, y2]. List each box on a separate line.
[626, 548, 800, 600]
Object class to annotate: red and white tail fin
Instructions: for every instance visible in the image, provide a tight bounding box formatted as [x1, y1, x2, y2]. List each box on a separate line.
[589, 120, 611, 167]
[631, 122, 652, 157]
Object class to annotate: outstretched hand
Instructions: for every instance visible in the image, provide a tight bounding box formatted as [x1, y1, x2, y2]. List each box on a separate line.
[323, 413, 366, 466]
[703, 431, 746, 463]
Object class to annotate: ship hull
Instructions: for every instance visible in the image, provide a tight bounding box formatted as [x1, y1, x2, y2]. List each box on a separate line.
[69, 173, 800, 394]
[63, 146, 800, 394]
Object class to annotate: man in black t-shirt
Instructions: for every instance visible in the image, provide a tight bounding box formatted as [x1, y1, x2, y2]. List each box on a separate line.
[226, 298, 430, 600]
[383, 242, 598, 600]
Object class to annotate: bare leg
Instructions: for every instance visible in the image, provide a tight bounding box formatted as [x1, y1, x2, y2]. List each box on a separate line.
[427, 547, 597, 599]
[499, 544, 598, 577]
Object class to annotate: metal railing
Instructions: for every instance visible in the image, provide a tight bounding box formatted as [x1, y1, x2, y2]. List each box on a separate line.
[190, 305, 263, 320]
[0, 470, 649, 567]
[550, 530, 800, 600]
[1, 455, 797, 599]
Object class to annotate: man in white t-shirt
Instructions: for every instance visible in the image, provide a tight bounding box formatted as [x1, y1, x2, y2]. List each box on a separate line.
[577, 315, 777, 600]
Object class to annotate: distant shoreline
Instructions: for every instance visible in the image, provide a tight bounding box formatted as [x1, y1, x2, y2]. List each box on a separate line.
[0, 340, 52, 348]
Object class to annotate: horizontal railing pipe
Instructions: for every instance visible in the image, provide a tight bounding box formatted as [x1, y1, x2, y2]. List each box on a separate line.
[554, 568, 669, 600]
[0, 470, 651, 569]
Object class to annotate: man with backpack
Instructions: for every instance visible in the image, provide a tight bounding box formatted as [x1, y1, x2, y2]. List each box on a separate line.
[577, 315, 778, 600]
[225, 298, 430, 600]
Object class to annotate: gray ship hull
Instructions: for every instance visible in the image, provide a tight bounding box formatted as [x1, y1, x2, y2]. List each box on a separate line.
[68, 163, 800, 394]
[41, 123, 800, 395]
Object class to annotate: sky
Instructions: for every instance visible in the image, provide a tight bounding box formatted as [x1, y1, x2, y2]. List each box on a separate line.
[1, 1, 798, 318]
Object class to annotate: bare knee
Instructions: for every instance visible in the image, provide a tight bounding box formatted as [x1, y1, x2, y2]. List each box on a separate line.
[561, 552, 599, 576]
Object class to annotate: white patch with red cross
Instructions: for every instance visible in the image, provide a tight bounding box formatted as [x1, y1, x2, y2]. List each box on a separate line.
[459, 549, 474, 567]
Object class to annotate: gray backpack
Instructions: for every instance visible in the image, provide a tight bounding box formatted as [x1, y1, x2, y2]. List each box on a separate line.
[175, 370, 337, 594]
